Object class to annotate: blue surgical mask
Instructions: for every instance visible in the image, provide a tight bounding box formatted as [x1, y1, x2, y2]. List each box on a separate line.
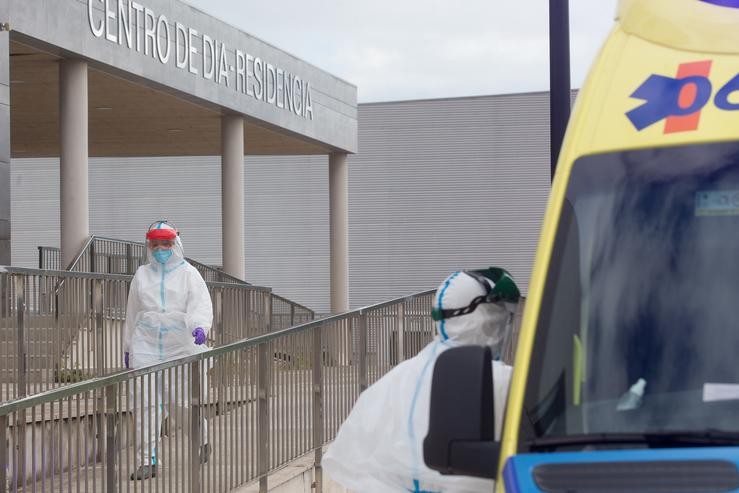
[153, 249, 173, 264]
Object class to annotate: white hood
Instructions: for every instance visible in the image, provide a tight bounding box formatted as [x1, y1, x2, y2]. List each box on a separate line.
[434, 271, 511, 351]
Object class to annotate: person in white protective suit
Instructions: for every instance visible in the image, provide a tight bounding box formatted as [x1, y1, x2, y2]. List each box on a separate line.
[123, 220, 214, 480]
[322, 267, 520, 493]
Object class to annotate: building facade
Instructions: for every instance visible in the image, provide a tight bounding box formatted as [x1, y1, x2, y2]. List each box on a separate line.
[2, 0, 357, 313]
[12, 93, 553, 314]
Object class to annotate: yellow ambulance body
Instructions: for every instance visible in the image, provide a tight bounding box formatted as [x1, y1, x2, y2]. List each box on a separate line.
[498, 0, 739, 489]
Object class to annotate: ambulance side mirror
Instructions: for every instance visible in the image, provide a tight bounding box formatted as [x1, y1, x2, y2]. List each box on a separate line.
[423, 345, 500, 479]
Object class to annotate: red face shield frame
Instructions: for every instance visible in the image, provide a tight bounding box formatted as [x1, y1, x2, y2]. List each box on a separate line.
[145, 220, 178, 241]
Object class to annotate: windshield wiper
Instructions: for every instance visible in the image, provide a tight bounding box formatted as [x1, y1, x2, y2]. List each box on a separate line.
[528, 430, 739, 451]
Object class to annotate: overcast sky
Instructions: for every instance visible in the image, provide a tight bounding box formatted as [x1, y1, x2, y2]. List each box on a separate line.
[183, 0, 619, 103]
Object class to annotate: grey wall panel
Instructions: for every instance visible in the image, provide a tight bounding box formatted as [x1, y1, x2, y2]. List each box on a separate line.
[11, 156, 225, 267]
[347, 94, 552, 306]
[88, 157, 223, 264]
[242, 155, 329, 313]
[12, 155, 331, 312]
[11, 93, 553, 314]
[11, 158, 60, 268]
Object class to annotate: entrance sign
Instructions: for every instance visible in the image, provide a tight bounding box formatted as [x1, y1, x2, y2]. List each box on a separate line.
[87, 0, 313, 119]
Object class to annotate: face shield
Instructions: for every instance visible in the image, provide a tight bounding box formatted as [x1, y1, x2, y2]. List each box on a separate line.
[431, 268, 520, 351]
[145, 220, 184, 265]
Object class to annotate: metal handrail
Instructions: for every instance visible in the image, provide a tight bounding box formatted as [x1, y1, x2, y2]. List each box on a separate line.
[1, 265, 277, 292]
[40, 236, 315, 314]
[41, 236, 250, 284]
[0, 287, 438, 492]
[185, 256, 250, 286]
[270, 292, 325, 319]
[83, 235, 250, 285]
[37, 246, 60, 270]
[0, 266, 288, 400]
[1, 265, 133, 282]
[49, 235, 116, 297]
[63, 235, 96, 271]
[0, 288, 435, 415]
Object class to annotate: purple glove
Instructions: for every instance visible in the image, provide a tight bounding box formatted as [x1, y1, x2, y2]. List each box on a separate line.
[192, 327, 207, 345]
[124, 352, 129, 369]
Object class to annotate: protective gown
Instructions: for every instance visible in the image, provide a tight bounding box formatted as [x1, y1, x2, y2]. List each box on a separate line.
[323, 271, 515, 493]
[124, 234, 213, 465]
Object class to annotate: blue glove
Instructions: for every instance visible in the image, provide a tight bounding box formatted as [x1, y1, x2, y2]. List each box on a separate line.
[124, 352, 129, 369]
[192, 327, 207, 345]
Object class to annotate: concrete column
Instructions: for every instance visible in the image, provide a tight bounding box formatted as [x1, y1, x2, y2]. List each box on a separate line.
[329, 153, 349, 313]
[59, 59, 89, 268]
[0, 17, 10, 265]
[221, 114, 245, 280]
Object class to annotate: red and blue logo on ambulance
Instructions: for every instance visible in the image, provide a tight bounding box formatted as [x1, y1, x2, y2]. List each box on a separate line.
[627, 61, 711, 133]
[627, 60, 739, 134]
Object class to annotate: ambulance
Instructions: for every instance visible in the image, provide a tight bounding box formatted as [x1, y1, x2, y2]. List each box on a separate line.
[424, 0, 739, 490]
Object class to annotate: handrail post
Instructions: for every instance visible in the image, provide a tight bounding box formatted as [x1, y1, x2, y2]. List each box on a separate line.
[245, 290, 252, 338]
[257, 342, 270, 493]
[125, 244, 133, 275]
[104, 384, 118, 491]
[312, 326, 324, 493]
[89, 239, 96, 273]
[190, 360, 202, 492]
[0, 273, 7, 319]
[214, 288, 224, 346]
[0, 414, 7, 493]
[10, 275, 28, 488]
[93, 278, 106, 470]
[397, 303, 406, 364]
[14, 275, 26, 398]
[93, 279, 105, 375]
[214, 287, 223, 415]
[264, 293, 272, 336]
[290, 304, 295, 328]
[358, 312, 368, 393]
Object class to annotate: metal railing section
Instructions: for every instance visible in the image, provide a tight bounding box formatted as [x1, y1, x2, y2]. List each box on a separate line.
[37, 247, 60, 271]
[40, 236, 248, 285]
[38, 235, 315, 329]
[0, 289, 437, 493]
[0, 267, 313, 401]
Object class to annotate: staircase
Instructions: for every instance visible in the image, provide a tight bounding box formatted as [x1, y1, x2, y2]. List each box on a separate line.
[1, 236, 315, 398]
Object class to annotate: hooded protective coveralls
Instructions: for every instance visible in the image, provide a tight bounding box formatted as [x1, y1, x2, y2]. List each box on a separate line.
[124, 221, 213, 469]
[322, 269, 519, 493]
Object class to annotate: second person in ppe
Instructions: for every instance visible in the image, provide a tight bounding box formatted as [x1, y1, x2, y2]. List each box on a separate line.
[123, 220, 213, 480]
[322, 267, 520, 493]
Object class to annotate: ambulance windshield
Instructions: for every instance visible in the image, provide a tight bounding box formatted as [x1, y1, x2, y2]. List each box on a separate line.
[521, 141, 739, 449]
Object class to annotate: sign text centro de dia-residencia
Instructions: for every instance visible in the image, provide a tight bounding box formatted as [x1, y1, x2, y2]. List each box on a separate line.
[87, 0, 314, 120]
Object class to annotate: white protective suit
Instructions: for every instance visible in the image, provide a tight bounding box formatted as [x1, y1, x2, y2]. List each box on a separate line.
[323, 271, 515, 493]
[124, 225, 213, 466]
